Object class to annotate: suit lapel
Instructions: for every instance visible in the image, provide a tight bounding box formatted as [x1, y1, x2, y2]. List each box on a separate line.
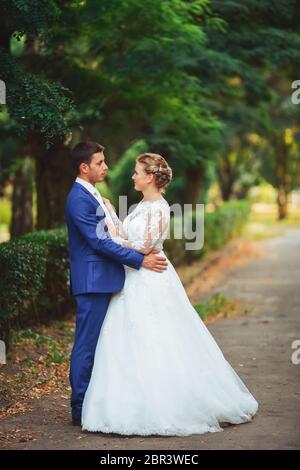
[72, 182, 109, 234]
[73, 182, 100, 207]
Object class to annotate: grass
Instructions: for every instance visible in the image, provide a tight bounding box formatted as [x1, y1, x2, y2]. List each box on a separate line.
[243, 203, 300, 240]
[0, 321, 75, 419]
[0, 224, 9, 242]
[194, 293, 250, 322]
[0, 196, 11, 225]
[0, 195, 11, 242]
[10, 325, 74, 365]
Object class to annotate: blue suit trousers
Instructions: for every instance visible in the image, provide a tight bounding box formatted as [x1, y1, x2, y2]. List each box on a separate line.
[69, 292, 112, 417]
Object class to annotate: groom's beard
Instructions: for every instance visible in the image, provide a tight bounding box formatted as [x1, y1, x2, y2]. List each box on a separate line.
[99, 173, 107, 182]
[93, 173, 107, 184]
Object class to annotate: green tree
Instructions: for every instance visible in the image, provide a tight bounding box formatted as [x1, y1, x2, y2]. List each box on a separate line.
[199, 0, 300, 211]
[78, 0, 223, 207]
[0, 0, 75, 234]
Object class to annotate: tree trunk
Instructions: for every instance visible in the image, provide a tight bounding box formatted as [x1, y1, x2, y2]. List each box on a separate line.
[183, 165, 205, 208]
[274, 133, 289, 220]
[33, 139, 75, 229]
[10, 158, 34, 238]
[0, 31, 10, 52]
[217, 155, 236, 201]
[277, 185, 288, 220]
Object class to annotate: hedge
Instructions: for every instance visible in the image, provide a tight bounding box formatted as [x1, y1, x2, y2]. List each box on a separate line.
[0, 200, 250, 347]
[164, 200, 251, 264]
[0, 228, 73, 348]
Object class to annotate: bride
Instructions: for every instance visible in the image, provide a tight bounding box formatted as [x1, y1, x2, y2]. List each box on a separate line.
[81, 153, 258, 436]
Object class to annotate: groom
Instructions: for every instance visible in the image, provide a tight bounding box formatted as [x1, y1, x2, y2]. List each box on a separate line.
[65, 141, 167, 426]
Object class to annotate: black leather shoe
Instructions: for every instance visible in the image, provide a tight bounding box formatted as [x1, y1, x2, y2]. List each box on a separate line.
[72, 415, 81, 426]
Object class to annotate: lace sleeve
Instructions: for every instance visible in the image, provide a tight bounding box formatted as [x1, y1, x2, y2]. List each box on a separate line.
[112, 202, 170, 254]
[107, 206, 128, 239]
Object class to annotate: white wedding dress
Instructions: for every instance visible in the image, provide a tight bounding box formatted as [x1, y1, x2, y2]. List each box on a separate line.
[82, 198, 258, 436]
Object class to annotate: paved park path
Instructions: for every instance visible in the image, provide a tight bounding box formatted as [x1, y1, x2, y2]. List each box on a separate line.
[1, 228, 300, 450]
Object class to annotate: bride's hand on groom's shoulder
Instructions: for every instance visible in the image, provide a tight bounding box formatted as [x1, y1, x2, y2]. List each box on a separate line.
[103, 197, 115, 212]
[142, 250, 168, 273]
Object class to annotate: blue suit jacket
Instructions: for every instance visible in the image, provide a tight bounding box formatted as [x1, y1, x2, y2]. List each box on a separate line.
[65, 182, 144, 295]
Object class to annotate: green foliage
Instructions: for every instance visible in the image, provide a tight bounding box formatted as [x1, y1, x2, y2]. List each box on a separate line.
[11, 325, 72, 367]
[0, 197, 11, 225]
[201, 199, 251, 253]
[0, 0, 60, 37]
[0, 227, 73, 347]
[79, 0, 223, 188]
[164, 200, 251, 264]
[194, 293, 231, 320]
[109, 139, 148, 206]
[0, 0, 74, 144]
[1, 51, 74, 142]
[1, 0, 300, 214]
[199, 0, 300, 202]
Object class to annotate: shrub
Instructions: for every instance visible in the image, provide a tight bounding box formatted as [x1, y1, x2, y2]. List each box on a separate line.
[164, 200, 251, 264]
[0, 228, 73, 348]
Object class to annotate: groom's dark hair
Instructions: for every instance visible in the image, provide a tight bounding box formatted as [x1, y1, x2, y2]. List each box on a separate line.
[70, 141, 105, 173]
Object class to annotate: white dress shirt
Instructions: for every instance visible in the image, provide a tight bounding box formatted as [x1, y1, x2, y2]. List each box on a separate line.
[75, 177, 115, 226]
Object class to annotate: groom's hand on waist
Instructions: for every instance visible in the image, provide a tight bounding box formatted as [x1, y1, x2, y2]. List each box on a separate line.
[142, 249, 168, 272]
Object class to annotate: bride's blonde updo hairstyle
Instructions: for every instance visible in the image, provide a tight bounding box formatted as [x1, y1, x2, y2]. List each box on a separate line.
[136, 153, 172, 193]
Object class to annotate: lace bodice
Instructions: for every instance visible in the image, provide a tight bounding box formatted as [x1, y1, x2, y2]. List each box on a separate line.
[109, 198, 170, 254]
